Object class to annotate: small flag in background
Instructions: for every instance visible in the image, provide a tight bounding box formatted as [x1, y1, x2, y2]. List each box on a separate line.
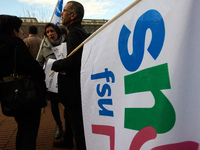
[50, 0, 63, 26]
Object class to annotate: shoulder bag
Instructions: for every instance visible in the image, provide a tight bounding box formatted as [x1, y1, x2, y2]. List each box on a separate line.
[0, 46, 47, 116]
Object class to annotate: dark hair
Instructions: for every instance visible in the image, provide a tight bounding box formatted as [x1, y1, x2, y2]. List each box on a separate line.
[60, 27, 67, 36]
[0, 15, 22, 35]
[67, 1, 84, 23]
[44, 23, 61, 38]
[29, 25, 38, 34]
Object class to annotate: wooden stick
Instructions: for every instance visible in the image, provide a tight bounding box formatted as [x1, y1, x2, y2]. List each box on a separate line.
[49, 0, 142, 77]
[49, 70, 55, 77]
[36, 36, 46, 60]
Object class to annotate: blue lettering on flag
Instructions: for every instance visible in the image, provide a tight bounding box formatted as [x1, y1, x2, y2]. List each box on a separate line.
[118, 9, 165, 72]
[56, 22, 60, 27]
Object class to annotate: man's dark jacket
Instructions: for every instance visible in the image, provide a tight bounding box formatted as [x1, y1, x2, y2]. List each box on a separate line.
[52, 22, 88, 105]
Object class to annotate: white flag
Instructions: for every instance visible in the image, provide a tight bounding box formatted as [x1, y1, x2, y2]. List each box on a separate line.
[50, 0, 63, 26]
[81, 0, 200, 149]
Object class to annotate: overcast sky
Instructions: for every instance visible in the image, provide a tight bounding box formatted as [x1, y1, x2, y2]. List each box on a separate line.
[0, 0, 136, 22]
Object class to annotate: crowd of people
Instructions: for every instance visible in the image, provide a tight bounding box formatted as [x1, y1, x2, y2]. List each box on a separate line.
[0, 1, 88, 150]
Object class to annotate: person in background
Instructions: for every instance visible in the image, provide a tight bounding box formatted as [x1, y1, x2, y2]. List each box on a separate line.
[51, 1, 89, 150]
[37, 23, 64, 140]
[0, 15, 46, 150]
[23, 25, 42, 59]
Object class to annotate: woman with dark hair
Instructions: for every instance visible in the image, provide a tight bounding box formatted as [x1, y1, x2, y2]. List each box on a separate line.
[37, 23, 63, 66]
[0, 15, 46, 150]
[37, 23, 64, 139]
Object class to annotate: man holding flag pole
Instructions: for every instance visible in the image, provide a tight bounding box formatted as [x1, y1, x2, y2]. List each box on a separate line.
[51, 1, 89, 150]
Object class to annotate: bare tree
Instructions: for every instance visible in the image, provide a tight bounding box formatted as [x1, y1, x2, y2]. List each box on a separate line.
[18, 6, 51, 22]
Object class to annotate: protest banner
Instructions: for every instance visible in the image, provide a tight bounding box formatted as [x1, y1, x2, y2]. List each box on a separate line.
[45, 43, 67, 92]
[81, 0, 200, 149]
[45, 59, 58, 93]
[52, 42, 67, 60]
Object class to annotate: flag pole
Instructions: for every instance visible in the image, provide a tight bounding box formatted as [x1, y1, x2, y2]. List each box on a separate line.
[36, 36, 46, 60]
[49, 0, 141, 77]
[67, 0, 142, 57]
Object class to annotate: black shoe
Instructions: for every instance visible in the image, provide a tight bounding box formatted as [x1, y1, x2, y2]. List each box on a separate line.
[53, 140, 74, 148]
[54, 126, 63, 139]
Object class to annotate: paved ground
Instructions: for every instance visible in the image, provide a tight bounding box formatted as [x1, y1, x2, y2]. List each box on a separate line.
[0, 101, 76, 150]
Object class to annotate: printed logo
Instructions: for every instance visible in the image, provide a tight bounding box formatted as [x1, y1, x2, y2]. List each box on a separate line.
[53, 48, 59, 53]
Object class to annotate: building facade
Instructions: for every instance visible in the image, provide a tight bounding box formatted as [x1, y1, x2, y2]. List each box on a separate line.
[21, 17, 108, 38]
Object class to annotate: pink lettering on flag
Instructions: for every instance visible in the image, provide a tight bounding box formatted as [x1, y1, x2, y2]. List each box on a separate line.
[92, 125, 115, 150]
[129, 126, 157, 150]
[152, 141, 199, 150]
